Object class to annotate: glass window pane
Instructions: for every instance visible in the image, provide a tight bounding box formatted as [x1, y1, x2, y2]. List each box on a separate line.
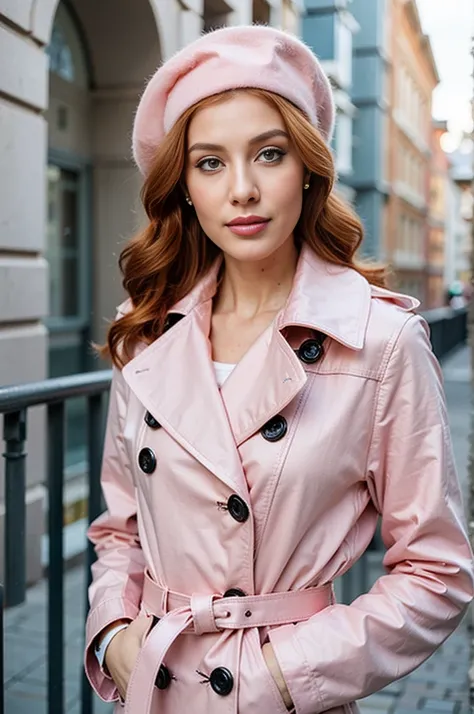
[48, 25, 75, 82]
[46, 3, 89, 88]
[47, 166, 80, 319]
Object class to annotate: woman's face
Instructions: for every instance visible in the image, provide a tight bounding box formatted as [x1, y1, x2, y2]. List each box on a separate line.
[184, 92, 306, 263]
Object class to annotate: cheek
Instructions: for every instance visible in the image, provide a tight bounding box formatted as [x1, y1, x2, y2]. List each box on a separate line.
[265, 162, 303, 211]
[272, 179, 303, 227]
[190, 183, 221, 221]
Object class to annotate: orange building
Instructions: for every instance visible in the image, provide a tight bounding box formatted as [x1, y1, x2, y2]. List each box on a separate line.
[427, 120, 450, 307]
[386, 0, 439, 305]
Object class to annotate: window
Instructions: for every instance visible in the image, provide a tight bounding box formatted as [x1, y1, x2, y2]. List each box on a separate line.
[397, 66, 405, 111]
[382, 65, 391, 105]
[419, 160, 425, 198]
[46, 4, 88, 88]
[46, 163, 90, 470]
[384, 0, 392, 55]
[281, 0, 298, 33]
[382, 112, 390, 180]
[400, 149, 405, 183]
[47, 166, 81, 319]
[252, 0, 270, 24]
[335, 114, 353, 175]
[203, 0, 232, 33]
[336, 18, 353, 88]
[402, 215, 408, 252]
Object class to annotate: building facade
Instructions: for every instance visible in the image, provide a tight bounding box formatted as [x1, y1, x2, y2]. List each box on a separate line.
[0, 0, 303, 583]
[302, 0, 358, 203]
[448, 137, 474, 289]
[445, 177, 471, 297]
[348, 0, 391, 260]
[427, 121, 449, 308]
[386, 0, 438, 303]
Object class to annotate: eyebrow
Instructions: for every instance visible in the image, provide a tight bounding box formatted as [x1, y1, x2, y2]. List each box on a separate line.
[188, 129, 289, 153]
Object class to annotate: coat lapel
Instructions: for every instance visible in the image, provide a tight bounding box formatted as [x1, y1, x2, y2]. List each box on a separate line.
[121, 244, 376, 489]
[220, 324, 307, 446]
[122, 297, 249, 496]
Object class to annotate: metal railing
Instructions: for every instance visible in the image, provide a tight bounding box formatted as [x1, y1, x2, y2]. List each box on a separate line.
[0, 371, 112, 714]
[0, 584, 3, 714]
[0, 305, 468, 713]
[423, 306, 468, 360]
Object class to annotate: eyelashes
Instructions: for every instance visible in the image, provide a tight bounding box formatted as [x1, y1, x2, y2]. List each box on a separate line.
[195, 147, 286, 173]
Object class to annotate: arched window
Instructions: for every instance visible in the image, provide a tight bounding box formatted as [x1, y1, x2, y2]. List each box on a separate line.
[47, 3, 89, 88]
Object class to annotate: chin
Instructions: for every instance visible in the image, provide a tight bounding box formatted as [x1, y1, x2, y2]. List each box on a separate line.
[216, 230, 292, 263]
[220, 239, 284, 264]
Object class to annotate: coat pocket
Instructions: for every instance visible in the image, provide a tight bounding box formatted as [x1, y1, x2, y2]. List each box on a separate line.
[238, 628, 289, 714]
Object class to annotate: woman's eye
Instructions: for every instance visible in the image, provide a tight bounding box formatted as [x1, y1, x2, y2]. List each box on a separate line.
[258, 148, 285, 163]
[197, 157, 222, 172]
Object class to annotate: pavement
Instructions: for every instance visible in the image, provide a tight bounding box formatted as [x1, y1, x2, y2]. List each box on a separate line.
[3, 346, 472, 714]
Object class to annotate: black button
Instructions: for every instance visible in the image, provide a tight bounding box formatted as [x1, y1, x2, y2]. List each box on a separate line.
[210, 667, 234, 696]
[227, 495, 249, 523]
[297, 338, 324, 364]
[139, 447, 157, 474]
[144, 411, 161, 429]
[260, 415, 288, 442]
[155, 664, 171, 690]
[223, 588, 246, 598]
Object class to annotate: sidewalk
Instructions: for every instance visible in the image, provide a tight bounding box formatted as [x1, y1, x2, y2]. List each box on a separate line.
[4, 347, 472, 714]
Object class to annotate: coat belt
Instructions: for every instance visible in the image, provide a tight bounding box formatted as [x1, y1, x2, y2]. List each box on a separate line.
[124, 569, 335, 714]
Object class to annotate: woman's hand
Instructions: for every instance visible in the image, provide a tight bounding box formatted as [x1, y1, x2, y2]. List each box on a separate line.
[262, 641, 294, 710]
[104, 614, 151, 701]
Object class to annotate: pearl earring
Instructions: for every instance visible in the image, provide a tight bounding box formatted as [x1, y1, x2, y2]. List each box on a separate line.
[186, 196, 193, 206]
[303, 182, 310, 190]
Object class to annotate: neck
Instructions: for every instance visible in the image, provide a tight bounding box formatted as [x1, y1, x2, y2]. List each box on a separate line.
[214, 239, 299, 318]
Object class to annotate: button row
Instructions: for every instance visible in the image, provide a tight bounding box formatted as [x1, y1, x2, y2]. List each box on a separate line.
[139, 412, 289, 478]
[144, 330, 322, 699]
[155, 664, 233, 696]
[143, 412, 289, 443]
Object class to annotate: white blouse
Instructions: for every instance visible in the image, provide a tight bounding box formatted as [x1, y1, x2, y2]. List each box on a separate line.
[213, 361, 236, 388]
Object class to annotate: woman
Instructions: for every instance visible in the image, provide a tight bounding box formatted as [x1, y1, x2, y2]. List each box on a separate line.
[84, 25, 474, 714]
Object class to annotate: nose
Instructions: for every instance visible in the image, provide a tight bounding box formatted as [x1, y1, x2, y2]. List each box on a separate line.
[228, 165, 260, 205]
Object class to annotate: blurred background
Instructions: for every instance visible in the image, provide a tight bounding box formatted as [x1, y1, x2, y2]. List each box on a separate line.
[0, 1, 473, 713]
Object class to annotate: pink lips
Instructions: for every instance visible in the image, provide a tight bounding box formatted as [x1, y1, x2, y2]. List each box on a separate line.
[225, 215, 271, 237]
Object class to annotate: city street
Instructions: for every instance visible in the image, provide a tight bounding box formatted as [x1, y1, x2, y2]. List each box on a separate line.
[4, 346, 472, 714]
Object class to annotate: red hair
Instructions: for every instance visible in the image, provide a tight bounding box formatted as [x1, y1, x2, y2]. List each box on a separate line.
[101, 89, 387, 367]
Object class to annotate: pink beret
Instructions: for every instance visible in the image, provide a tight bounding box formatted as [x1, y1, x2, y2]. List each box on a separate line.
[132, 25, 335, 176]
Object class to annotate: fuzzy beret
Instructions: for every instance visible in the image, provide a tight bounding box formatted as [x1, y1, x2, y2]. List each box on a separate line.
[132, 25, 335, 176]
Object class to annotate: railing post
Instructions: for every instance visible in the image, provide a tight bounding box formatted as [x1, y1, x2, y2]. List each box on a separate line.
[0, 583, 4, 714]
[47, 402, 65, 714]
[3, 410, 27, 607]
[81, 392, 105, 714]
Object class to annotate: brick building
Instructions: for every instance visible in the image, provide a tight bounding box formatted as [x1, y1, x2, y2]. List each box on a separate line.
[386, 0, 439, 302]
[427, 120, 450, 307]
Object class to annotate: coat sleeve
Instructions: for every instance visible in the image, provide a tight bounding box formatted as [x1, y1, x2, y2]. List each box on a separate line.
[84, 363, 146, 702]
[269, 314, 474, 714]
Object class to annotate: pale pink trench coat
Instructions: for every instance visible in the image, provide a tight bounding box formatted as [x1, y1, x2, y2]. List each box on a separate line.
[84, 244, 474, 714]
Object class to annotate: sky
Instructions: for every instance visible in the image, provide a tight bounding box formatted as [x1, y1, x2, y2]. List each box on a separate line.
[416, 0, 473, 147]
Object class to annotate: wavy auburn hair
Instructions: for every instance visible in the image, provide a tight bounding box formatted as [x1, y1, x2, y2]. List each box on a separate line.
[102, 88, 387, 367]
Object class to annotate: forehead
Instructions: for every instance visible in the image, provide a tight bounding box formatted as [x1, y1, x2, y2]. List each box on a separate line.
[187, 92, 286, 144]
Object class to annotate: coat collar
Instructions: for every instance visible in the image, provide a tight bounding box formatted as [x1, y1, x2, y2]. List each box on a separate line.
[120, 245, 417, 495]
[166, 243, 373, 351]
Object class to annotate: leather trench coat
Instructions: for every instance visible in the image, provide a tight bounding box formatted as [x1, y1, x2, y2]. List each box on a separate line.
[84, 244, 474, 714]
